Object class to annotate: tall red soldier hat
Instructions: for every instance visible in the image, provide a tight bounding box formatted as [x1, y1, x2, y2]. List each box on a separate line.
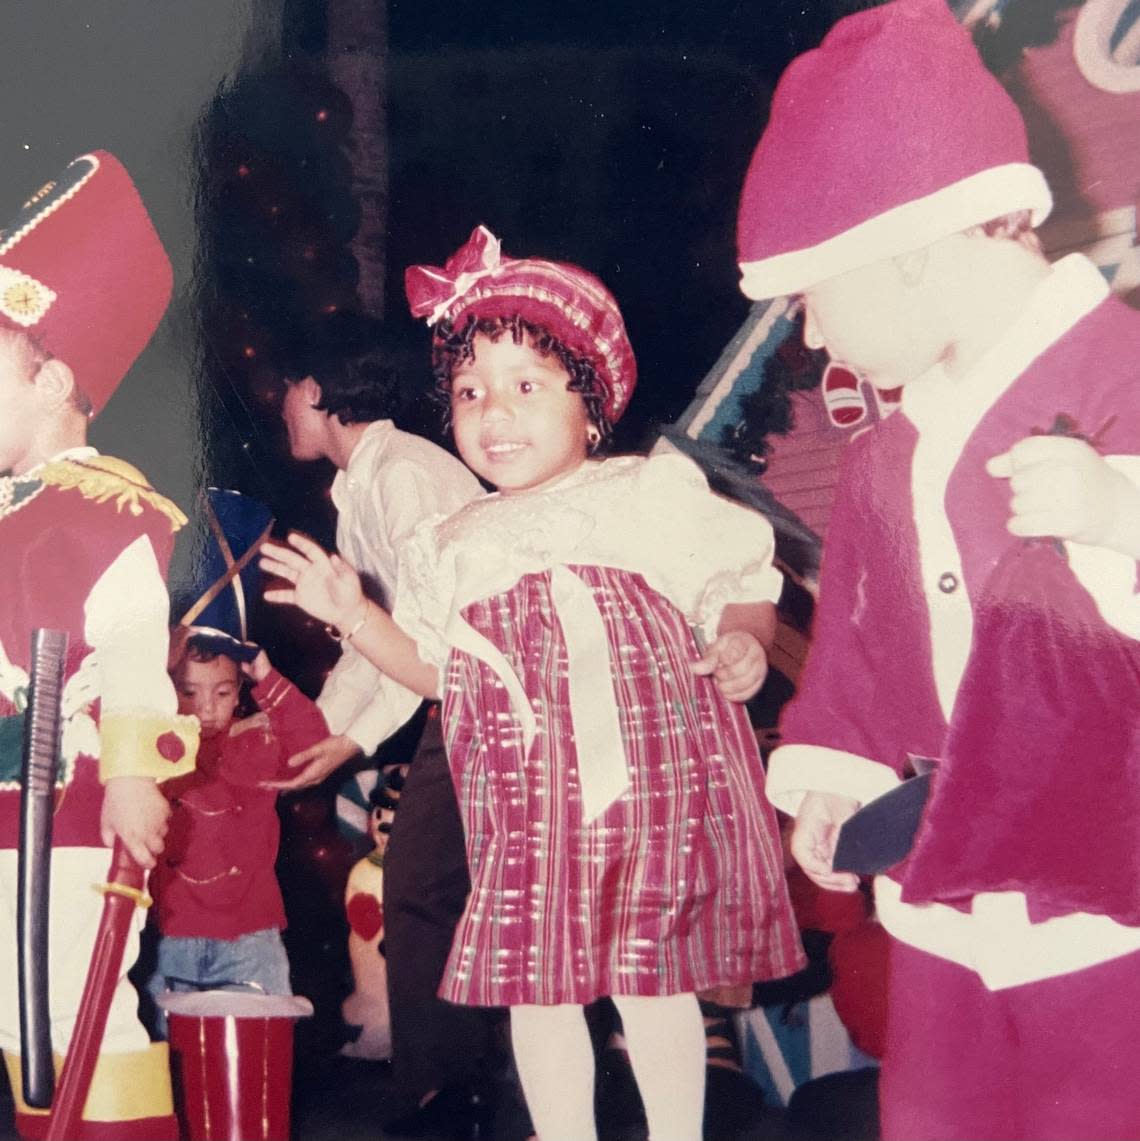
[736, 0, 1053, 300]
[0, 151, 173, 416]
[405, 225, 637, 423]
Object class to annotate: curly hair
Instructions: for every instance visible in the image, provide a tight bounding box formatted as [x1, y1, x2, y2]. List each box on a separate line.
[429, 313, 613, 454]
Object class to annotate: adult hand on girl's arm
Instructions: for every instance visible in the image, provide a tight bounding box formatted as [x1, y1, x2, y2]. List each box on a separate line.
[691, 600, 775, 701]
[260, 534, 440, 699]
[263, 733, 361, 792]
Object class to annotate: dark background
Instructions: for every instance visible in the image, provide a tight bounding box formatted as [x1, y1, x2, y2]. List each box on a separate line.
[1, 0, 878, 1060]
[1, 0, 878, 554]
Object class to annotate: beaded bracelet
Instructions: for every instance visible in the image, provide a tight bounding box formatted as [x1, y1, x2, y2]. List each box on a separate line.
[326, 604, 370, 644]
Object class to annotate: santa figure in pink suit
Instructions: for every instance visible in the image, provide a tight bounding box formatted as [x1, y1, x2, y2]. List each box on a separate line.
[739, 2, 1140, 1138]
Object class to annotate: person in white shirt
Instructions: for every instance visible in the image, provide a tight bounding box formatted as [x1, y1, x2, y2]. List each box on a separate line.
[273, 327, 499, 1129]
[276, 344, 479, 781]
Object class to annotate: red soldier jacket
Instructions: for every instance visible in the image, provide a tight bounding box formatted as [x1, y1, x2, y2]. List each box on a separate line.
[0, 450, 197, 848]
[152, 669, 327, 940]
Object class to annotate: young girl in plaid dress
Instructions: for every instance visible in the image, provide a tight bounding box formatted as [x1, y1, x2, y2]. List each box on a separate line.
[263, 226, 803, 1141]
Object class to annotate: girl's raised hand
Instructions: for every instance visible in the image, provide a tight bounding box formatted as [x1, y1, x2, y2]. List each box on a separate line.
[260, 533, 365, 629]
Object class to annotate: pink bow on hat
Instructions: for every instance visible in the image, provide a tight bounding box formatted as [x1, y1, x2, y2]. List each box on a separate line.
[404, 225, 638, 423]
[405, 225, 503, 326]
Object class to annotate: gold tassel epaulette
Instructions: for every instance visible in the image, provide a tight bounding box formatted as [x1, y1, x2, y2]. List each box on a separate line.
[39, 456, 188, 532]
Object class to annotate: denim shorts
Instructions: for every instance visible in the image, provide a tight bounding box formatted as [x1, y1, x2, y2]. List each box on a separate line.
[149, 927, 292, 1004]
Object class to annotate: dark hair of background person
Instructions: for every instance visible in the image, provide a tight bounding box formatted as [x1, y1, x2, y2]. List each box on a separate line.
[278, 309, 401, 426]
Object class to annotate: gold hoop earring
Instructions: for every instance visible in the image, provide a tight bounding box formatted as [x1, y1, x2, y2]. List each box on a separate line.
[586, 425, 601, 447]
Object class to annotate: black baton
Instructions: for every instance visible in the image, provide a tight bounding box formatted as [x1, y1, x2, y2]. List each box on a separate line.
[18, 628, 68, 1109]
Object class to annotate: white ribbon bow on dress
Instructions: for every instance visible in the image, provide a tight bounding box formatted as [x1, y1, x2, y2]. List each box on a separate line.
[444, 564, 631, 823]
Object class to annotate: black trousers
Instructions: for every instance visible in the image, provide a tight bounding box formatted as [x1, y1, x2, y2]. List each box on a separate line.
[382, 709, 499, 1102]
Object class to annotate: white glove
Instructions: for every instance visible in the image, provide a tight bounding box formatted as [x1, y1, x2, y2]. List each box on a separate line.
[987, 436, 1140, 558]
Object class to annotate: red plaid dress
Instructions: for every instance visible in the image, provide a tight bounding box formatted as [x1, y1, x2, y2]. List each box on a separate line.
[397, 455, 805, 1008]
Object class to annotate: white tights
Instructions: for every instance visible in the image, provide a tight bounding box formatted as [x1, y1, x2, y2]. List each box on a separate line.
[510, 993, 706, 1141]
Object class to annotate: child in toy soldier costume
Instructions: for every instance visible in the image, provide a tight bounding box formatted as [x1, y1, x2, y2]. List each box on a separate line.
[0, 152, 198, 1140]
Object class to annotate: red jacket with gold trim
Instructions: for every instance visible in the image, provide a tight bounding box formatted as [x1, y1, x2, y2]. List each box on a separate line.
[0, 452, 197, 849]
[152, 670, 327, 939]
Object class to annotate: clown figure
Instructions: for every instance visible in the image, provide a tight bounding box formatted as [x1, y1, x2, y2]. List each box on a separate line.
[340, 765, 405, 1061]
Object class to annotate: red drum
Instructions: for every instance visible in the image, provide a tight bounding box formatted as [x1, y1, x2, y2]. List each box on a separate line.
[157, 991, 313, 1141]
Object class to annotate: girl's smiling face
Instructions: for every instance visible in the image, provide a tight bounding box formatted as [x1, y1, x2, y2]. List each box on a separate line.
[450, 332, 592, 495]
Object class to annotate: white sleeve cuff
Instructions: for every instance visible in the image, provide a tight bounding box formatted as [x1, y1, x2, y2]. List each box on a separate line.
[767, 743, 900, 815]
[335, 675, 423, 755]
[317, 649, 376, 736]
[84, 535, 177, 716]
[696, 563, 784, 642]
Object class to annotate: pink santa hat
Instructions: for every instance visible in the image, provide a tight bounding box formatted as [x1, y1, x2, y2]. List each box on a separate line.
[736, 0, 1053, 300]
